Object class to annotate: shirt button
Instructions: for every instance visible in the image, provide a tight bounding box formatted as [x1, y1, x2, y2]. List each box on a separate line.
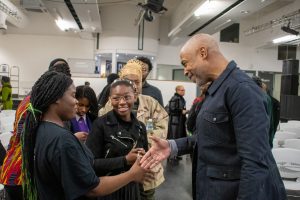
[213, 117, 217, 121]
[223, 173, 228, 178]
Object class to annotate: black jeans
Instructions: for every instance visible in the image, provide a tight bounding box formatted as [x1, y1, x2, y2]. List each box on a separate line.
[4, 185, 23, 200]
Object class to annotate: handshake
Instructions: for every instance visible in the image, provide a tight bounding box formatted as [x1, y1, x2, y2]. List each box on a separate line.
[127, 136, 171, 183]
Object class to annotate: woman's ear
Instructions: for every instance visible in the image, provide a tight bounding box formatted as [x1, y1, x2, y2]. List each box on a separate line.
[55, 99, 61, 104]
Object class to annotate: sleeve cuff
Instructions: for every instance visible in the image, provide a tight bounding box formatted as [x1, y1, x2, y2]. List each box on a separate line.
[168, 139, 178, 159]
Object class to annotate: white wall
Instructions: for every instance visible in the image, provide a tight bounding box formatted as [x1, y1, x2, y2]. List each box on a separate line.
[0, 34, 94, 95]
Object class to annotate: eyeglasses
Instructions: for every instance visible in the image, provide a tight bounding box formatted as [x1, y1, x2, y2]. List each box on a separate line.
[111, 95, 134, 103]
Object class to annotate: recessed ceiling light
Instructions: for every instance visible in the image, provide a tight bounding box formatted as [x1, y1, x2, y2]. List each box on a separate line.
[241, 10, 249, 14]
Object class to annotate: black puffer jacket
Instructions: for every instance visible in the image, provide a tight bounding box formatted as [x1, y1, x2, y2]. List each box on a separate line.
[86, 110, 148, 176]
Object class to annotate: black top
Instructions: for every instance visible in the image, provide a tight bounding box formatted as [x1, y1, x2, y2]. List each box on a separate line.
[87, 110, 148, 176]
[35, 121, 99, 200]
[167, 93, 187, 139]
[86, 111, 148, 200]
[142, 81, 164, 106]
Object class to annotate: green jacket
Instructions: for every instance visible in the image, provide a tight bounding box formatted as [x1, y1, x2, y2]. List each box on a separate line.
[1, 82, 13, 110]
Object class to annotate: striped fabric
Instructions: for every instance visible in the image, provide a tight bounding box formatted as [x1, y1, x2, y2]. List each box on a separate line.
[0, 95, 30, 185]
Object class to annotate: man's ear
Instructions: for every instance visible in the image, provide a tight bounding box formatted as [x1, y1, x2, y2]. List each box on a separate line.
[198, 47, 208, 59]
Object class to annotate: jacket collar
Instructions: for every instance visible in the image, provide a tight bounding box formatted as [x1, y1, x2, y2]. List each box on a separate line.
[143, 81, 150, 88]
[207, 60, 237, 96]
[105, 110, 142, 129]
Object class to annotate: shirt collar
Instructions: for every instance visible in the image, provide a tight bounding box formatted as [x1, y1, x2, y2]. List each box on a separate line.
[76, 114, 86, 122]
[207, 60, 237, 96]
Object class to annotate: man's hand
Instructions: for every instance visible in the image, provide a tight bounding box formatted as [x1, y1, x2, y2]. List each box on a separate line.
[140, 136, 171, 169]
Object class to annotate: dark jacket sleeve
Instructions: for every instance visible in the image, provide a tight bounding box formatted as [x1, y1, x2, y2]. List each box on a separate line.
[175, 135, 196, 156]
[86, 118, 126, 176]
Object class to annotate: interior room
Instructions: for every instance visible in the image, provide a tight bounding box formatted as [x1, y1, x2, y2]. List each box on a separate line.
[0, 0, 300, 199]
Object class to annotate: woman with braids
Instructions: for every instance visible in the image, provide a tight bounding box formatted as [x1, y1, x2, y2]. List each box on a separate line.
[0, 58, 71, 200]
[22, 71, 147, 200]
[86, 79, 148, 200]
[70, 85, 98, 142]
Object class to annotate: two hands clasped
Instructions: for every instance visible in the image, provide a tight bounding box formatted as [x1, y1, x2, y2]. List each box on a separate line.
[126, 136, 171, 183]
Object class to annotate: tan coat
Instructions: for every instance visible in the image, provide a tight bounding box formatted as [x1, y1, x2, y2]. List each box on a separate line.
[99, 94, 169, 190]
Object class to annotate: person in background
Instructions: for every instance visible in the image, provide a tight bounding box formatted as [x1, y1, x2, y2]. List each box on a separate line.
[0, 58, 71, 200]
[167, 85, 188, 156]
[99, 59, 168, 200]
[87, 79, 149, 200]
[140, 33, 286, 200]
[21, 71, 147, 200]
[85, 81, 91, 86]
[252, 76, 277, 148]
[136, 57, 164, 106]
[70, 85, 98, 142]
[98, 73, 119, 109]
[186, 82, 211, 134]
[1, 76, 13, 110]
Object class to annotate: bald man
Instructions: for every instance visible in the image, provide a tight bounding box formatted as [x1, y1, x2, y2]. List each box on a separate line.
[140, 34, 286, 200]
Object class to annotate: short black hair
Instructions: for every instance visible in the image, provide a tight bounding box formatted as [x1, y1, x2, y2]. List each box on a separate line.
[107, 73, 119, 84]
[76, 85, 98, 118]
[48, 58, 71, 77]
[136, 56, 153, 71]
[1, 76, 10, 83]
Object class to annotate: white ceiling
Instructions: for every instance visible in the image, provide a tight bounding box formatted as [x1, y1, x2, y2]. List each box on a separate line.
[2, 0, 300, 45]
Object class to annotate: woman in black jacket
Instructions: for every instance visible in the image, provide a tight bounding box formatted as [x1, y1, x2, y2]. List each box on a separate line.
[86, 79, 148, 200]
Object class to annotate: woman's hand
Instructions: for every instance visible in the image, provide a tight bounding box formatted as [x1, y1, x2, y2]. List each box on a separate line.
[125, 148, 145, 165]
[128, 157, 149, 183]
[74, 131, 88, 141]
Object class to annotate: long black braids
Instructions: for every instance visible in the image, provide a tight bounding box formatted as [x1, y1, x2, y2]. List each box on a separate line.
[75, 85, 99, 119]
[21, 71, 73, 200]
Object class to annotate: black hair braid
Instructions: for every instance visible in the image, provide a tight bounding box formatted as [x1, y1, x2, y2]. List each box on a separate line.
[76, 85, 98, 118]
[22, 71, 73, 200]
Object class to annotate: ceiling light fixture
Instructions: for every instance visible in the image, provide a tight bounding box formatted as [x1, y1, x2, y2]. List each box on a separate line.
[272, 35, 300, 44]
[55, 19, 71, 31]
[194, 0, 220, 17]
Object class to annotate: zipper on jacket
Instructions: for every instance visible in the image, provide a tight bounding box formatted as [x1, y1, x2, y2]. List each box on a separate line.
[105, 149, 110, 158]
[111, 135, 128, 147]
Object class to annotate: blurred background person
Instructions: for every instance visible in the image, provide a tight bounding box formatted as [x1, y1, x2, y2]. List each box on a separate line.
[98, 73, 119, 109]
[70, 85, 98, 142]
[137, 57, 163, 106]
[167, 85, 188, 160]
[1, 76, 13, 110]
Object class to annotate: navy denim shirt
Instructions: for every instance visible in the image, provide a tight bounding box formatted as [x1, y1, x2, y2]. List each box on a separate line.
[176, 61, 286, 200]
